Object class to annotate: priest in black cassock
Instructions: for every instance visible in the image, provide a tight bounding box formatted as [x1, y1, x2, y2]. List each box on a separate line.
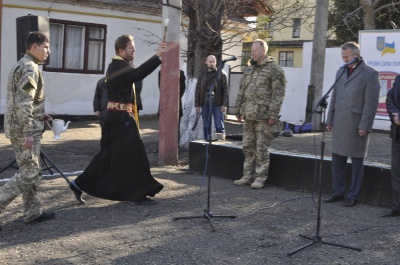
[70, 34, 166, 205]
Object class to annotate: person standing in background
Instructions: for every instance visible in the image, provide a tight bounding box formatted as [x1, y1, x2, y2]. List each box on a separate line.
[233, 39, 286, 189]
[195, 55, 228, 140]
[135, 80, 144, 115]
[158, 70, 186, 142]
[382, 75, 400, 217]
[94, 77, 143, 126]
[324, 42, 380, 207]
[93, 77, 107, 127]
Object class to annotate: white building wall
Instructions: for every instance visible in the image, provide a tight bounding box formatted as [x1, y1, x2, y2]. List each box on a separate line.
[1, 0, 244, 117]
[1, 0, 163, 115]
[1, 1, 391, 131]
[229, 42, 390, 131]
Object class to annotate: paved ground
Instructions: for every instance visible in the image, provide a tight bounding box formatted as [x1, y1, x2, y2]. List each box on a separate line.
[0, 117, 399, 265]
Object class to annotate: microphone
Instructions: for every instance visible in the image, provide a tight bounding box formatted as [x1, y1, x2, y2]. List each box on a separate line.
[340, 57, 360, 69]
[221, 56, 237, 64]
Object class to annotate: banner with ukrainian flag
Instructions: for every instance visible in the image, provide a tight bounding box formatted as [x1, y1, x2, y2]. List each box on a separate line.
[359, 30, 400, 116]
[376, 36, 396, 56]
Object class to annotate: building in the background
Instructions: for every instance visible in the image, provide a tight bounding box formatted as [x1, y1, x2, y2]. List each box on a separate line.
[0, 0, 256, 118]
[241, 0, 336, 69]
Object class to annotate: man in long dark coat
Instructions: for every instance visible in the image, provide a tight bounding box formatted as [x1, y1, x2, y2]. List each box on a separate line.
[324, 42, 380, 207]
[382, 75, 400, 217]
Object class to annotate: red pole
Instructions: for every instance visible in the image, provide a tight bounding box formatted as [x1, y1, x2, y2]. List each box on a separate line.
[158, 43, 180, 165]
[158, 1, 181, 165]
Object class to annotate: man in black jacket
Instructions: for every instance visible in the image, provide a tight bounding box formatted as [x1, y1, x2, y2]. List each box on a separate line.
[195, 55, 228, 140]
[93, 73, 143, 127]
[382, 75, 400, 217]
[158, 70, 186, 119]
[93, 77, 107, 127]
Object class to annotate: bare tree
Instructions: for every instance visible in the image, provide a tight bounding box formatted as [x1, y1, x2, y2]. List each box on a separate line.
[330, 0, 400, 42]
[179, 0, 318, 147]
[180, 0, 276, 147]
[181, 0, 316, 76]
[256, 0, 316, 37]
[181, 0, 277, 77]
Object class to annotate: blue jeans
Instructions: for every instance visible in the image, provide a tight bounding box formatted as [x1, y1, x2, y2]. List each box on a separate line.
[201, 105, 225, 140]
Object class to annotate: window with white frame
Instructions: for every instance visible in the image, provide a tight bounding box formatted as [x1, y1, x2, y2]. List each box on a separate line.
[279, 51, 294, 67]
[45, 19, 106, 74]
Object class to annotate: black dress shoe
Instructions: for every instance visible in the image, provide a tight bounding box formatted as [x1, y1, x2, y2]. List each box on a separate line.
[69, 182, 85, 204]
[381, 210, 400, 217]
[26, 211, 55, 225]
[323, 195, 344, 203]
[343, 199, 357, 207]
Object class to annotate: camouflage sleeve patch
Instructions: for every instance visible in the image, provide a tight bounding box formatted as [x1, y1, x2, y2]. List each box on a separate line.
[21, 76, 36, 92]
[17, 63, 38, 93]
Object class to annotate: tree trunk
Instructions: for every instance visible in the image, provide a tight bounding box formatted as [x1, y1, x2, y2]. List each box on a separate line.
[308, 0, 330, 131]
[360, 0, 376, 30]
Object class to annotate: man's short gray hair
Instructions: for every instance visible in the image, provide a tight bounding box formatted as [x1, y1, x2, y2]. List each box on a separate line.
[341, 42, 360, 55]
[253, 39, 268, 53]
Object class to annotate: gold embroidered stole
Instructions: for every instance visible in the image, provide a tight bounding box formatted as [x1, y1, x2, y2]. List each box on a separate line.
[111, 56, 139, 129]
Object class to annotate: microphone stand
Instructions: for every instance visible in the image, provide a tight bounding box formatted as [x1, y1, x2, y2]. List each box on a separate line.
[288, 67, 362, 256]
[0, 150, 71, 185]
[173, 61, 236, 231]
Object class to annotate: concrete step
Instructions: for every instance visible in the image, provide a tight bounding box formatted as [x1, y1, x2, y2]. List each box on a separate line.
[189, 140, 391, 207]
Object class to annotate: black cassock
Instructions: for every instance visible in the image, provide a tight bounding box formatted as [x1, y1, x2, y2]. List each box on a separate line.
[75, 55, 163, 201]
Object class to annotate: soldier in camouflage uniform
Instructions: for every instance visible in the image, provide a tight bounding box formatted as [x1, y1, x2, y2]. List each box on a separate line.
[0, 32, 54, 231]
[234, 39, 286, 189]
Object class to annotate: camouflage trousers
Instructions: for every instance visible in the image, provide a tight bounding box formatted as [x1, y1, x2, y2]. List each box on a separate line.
[0, 137, 43, 222]
[242, 120, 274, 182]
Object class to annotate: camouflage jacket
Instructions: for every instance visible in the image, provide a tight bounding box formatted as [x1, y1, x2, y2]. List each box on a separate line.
[235, 56, 286, 121]
[4, 53, 45, 139]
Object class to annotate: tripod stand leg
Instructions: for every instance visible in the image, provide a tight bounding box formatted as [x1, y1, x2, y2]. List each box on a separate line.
[0, 159, 17, 175]
[40, 151, 71, 185]
[173, 209, 236, 232]
[288, 234, 361, 256]
[287, 241, 316, 256]
[202, 210, 216, 232]
[321, 240, 362, 252]
[173, 215, 236, 221]
[40, 153, 54, 175]
[173, 215, 207, 220]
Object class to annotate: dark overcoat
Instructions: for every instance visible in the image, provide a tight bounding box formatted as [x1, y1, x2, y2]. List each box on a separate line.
[326, 60, 380, 158]
[386, 75, 400, 140]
